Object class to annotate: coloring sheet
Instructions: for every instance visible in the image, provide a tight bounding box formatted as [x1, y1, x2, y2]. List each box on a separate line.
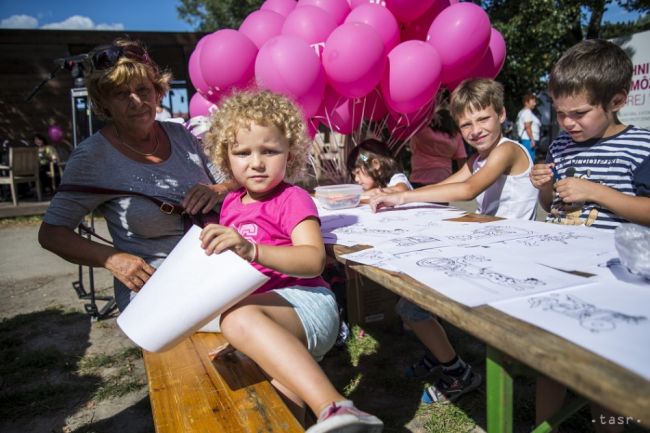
[491, 280, 650, 380]
[392, 246, 594, 306]
[317, 201, 466, 246]
[486, 220, 616, 274]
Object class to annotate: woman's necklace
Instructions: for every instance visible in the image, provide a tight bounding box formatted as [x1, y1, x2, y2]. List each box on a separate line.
[114, 124, 160, 157]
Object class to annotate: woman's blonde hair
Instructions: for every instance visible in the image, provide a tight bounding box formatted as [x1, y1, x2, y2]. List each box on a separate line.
[85, 38, 172, 120]
[203, 90, 309, 181]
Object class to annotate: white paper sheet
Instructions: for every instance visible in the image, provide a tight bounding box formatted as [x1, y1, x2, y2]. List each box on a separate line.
[393, 246, 594, 306]
[117, 225, 269, 352]
[491, 280, 650, 380]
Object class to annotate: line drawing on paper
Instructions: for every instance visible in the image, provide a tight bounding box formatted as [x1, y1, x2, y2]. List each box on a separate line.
[334, 225, 409, 236]
[515, 232, 590, 246]
[416, 255, 544, 290]
[528, 293, 647, 333]
[448, 225, 533, 242]
[390, 235, 442, 247]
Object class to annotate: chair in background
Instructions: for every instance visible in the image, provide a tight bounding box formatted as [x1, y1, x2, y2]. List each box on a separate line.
[0, 147, 42, 206]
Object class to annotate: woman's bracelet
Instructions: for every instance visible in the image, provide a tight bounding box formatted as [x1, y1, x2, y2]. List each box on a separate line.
[248, 241, 258, 263]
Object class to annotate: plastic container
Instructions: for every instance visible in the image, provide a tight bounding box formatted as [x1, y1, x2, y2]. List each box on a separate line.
[314, 184, 363, 210]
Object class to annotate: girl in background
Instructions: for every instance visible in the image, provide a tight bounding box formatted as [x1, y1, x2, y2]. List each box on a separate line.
[201, 90, 383, 433]
[346, 138, 412, 201]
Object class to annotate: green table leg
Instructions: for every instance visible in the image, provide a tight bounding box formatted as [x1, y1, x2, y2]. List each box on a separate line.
[487, 346, 513, 433]
[531, 396, 588, 433]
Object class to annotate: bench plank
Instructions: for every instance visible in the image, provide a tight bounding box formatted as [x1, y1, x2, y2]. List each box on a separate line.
[144, 332, 304, 433]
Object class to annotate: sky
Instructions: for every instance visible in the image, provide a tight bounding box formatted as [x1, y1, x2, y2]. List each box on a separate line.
[0, 0, 194, 32]
[0, 0, 643, 32]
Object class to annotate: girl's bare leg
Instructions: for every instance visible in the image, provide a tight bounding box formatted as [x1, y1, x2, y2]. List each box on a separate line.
[219, 292, 343, 417]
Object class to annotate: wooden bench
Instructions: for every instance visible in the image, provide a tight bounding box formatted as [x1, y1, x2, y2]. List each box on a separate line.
[143, 332, 304, 433]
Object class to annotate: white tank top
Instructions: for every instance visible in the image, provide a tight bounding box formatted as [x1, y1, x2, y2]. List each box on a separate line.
[472, 138, 538, 220]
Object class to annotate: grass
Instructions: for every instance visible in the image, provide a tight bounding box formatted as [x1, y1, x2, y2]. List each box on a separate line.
[0, 307, 145, 423]
[0, 215, 43, 227]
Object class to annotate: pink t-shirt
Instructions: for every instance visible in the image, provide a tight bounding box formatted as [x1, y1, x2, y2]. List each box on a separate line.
[219, 182, 328, 294]
[410, 127, 467, 184]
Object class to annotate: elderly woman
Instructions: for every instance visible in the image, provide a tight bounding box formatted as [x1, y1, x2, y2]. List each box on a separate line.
[39, 38, 233, 311]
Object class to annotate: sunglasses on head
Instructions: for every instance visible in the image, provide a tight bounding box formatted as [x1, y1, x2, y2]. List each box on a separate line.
[88, 44, 150, 71]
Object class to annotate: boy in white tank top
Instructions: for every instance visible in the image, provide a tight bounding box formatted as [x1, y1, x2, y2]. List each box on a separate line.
[369, 79, 537, 405]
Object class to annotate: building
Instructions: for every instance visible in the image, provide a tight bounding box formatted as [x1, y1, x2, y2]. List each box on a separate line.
[0, 29, 204, 151]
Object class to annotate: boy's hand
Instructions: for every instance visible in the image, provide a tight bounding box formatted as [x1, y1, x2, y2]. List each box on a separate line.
[555, 177, 594, 203]
[530, 163, 554, 190]
[369, 192, 403, 212]
[200, 224, 255, 261]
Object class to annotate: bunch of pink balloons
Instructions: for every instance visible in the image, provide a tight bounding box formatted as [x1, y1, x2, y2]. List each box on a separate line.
[187, 0, 506, 139]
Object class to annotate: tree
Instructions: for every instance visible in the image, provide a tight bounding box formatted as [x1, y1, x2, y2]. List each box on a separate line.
[177, 0, 263, 31]
[480, 0, 648, 115]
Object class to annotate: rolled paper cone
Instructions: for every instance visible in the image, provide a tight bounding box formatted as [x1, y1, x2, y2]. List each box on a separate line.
[117, 226, 269, 352]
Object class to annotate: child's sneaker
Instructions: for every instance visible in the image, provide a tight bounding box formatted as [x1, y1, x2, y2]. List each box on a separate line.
[421, 366, 482, 404]
[404, 353, 440, 378]
[306, 400, 383, 433]
[335, 320, 351, 348]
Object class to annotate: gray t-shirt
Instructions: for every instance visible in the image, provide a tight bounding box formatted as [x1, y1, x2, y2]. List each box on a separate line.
[44, 121, 226, 307]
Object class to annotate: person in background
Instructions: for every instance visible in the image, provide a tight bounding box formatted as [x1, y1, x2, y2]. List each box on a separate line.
[370, 78, 539, 406]
[516, 93, 541, 161]
[347, 138, 413, 201]
[39, 37, 234, 311]
[530, 39, 650, 433]
[33, 133, 60, 192]
[201, 90, 383, 433]
[409, 105, 467, 188]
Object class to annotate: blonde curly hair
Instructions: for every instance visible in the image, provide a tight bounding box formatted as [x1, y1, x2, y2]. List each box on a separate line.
[203, 90, 309, 181]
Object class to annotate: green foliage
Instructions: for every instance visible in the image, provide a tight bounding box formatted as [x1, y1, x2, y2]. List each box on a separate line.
[481, 0, 649, 116]
[177, 0, 264, 31]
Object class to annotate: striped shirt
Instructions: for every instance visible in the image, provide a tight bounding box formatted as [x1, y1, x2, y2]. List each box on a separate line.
[546, 126, 650, 230]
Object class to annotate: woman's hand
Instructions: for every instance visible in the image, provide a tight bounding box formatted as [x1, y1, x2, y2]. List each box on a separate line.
[530, 163, 554, 190]
[104, 252, 156, 292]
[200, 224, 255, 261]
[369, 192, 404, 212]
[181, 183, 225, 215]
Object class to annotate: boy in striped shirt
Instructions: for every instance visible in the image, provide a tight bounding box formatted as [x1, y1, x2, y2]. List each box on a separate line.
[530, 39, 650, 231]
[530, 39, 649, 433]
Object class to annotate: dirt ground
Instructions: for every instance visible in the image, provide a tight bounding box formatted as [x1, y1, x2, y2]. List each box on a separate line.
[0, 221, 153, 433]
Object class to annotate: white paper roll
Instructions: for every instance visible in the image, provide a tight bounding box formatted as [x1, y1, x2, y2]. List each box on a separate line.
[117, 225, 269, 352]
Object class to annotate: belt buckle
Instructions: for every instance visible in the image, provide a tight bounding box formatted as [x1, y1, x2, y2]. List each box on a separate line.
[160, 202, 175, 215]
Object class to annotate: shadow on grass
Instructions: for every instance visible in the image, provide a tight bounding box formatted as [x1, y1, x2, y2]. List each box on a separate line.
[0, 308, 98, 432]
[70, 396, 152, 433]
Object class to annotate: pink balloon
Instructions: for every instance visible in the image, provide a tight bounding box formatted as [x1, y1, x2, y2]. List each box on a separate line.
[385, 0, 434, 23]
[282, 5, 337, 46]
[355, 87, 387, 121]
[427, 2, 491, 84]
[200, 29, 258, 92]
[189, 92, 216, 118]
[297, 0, 351, 24]
[255, 35, 324, 118]
[344, 3, 400, 55]
[466, 27, 507, 80]
[316, 86, 363, 134]
[381, 40, 442, 114]
[296, 72, 326, 118]
[48, 125, 64, 143]
[239, 10, 285, 49]
[322, 22, 386, 98]
[400, 0, 457, 41]
[261, 0, 297, 17]
[188, 39, 210, 95]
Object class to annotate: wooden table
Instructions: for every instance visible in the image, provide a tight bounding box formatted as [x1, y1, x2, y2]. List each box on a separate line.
[330, 214, 649, 432]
